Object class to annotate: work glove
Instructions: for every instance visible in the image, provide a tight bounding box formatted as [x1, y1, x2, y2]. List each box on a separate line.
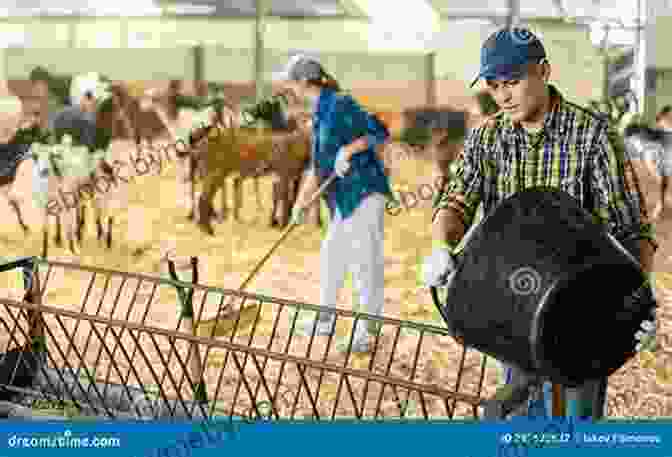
[290, 206, 306, 225]
[635, 308, 657, 352]
[421, 247, 457, 288]
[632, 272, 657, 352]
[334, 146, 351, 178]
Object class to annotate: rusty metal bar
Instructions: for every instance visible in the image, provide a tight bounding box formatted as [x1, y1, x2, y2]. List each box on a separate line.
[552, 383, 565, 417]
[63, 271, 98, 361]
[0, 306, 62, 408]
[1, 298, 483, 407]
[0, 260, 499, 421]
[36, 260, 453, 335]
[73, 272, 112, 376]
[118, 281, 159, 397]
[101, 278, 143, 409]
[207, 295, 264, 418]
[449, 344, 469, 418]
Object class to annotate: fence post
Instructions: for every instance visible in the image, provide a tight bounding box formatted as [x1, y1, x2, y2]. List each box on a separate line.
[22, 260, 46, 359]
[169, 257, 208, 404]
[551, 383, 566, 417]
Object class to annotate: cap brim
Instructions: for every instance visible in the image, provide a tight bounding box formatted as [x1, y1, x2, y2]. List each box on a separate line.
[470, 68, 527, 88]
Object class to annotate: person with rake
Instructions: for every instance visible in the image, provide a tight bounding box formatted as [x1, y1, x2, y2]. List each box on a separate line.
[422, 27, 658, 419]
[273, 54, 393, 353]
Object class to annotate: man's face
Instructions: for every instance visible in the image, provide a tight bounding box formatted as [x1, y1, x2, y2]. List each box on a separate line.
[484, 63, 549, 125]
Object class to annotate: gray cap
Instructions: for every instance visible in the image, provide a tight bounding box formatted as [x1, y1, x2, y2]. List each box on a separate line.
[272, 54, 324, 82]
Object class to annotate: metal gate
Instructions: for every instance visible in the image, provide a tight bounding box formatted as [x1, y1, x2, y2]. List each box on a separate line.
[0, 256, 520, 422]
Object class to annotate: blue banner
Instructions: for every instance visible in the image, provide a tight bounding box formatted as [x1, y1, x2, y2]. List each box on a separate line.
[0, 419, 670, 457]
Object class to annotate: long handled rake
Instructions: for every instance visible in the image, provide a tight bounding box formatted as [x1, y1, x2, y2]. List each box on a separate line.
[196, 172, 338, 338]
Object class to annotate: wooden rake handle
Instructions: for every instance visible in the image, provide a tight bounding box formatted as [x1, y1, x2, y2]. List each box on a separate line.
[235, 172, 337, 293]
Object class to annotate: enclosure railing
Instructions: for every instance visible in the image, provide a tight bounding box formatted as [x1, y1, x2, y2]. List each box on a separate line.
[0, 256, 532, 421]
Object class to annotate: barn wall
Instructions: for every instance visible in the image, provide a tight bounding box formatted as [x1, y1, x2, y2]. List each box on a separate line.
[0, 16, 604, 109]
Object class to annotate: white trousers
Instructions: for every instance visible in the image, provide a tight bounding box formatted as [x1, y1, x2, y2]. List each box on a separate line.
[318, 193, 385, 323]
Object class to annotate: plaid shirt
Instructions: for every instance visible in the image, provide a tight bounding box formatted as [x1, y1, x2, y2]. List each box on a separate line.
[433, 85, 655, 247]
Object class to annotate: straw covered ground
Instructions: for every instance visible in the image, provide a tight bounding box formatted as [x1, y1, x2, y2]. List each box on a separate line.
[0, 130, 670, 419]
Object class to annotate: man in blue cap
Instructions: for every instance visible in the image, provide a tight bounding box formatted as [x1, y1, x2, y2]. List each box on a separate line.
[422, 27, 657, 419]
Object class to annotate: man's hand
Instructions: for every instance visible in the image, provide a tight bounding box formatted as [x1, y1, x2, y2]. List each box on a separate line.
[334, 146, 351, 177]
[421, 247, 457, 287]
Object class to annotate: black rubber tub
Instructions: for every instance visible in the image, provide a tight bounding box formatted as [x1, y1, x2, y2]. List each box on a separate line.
[434, 187, 655, 386]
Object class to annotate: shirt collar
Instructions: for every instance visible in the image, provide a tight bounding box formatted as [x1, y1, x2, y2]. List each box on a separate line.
[313, 87, 334, 121]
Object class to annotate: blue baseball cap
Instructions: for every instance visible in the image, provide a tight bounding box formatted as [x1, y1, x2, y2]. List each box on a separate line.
[470, 27, 546, 88]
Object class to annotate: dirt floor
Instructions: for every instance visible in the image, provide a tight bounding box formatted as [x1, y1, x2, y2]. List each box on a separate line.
[0, 130, 670, 419]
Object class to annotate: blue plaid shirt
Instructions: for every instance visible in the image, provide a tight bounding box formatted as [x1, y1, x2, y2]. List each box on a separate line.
[309, 88, 392, 220]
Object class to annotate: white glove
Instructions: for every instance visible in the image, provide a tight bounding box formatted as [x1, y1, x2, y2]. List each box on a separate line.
[421, 248, 457, 287]
[290, 206, 306, 225]
[334, 147, 351, 178]
[635, 308, 657, 352]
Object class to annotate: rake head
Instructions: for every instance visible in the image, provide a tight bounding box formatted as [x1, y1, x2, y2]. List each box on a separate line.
[196, 299, 259, 338]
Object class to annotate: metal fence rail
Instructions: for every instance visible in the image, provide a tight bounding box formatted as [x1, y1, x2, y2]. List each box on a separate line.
[0, 257, 501, 421]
